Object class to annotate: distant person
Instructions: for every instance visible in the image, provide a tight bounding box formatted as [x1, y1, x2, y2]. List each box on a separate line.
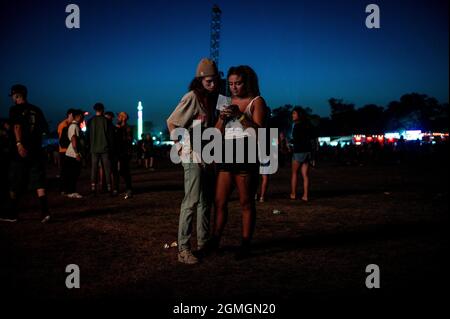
[212, 65, 268, 260]
[167, 58, 219, 264]
[143, 133, 155, 170]
[114, 112, 133, 199]
[290, 107, 316, 201]
[88, 102, 113, 194]
[256, 111, 273, 203]
[257, 162, 270, 203]
[0, 84, 50, 223]
[136, 133, 145, 167]
[105, 111, 118, 195]
[57, 108, 74, 195]
[278, 131, 291, 168]
[0, 120, 11, 208]
[64, 109, 84, 198]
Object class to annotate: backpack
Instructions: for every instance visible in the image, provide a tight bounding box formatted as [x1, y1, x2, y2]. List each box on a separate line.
[59, 125, 71, 148]
[59, 123, 77, 148]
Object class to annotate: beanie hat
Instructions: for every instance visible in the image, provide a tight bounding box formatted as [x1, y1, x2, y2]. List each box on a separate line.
[196, 58, 218, 78]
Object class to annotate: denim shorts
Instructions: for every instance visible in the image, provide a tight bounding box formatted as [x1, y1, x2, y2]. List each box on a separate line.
[292, 152, 311, 163]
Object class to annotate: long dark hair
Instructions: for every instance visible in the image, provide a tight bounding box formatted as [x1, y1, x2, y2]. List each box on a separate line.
[292, 107, 311, 128]
[188, 77, 218, 110]
[227, 65, 260, 97]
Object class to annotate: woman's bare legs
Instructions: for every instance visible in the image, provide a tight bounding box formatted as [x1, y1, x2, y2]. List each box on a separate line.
[301, 162, 310, 201]
[150, 157, 154, 169]
[290, 160, 301, 199]
[259, 175, 268, 201]
[213, 171, 233, 241]
[234, 173, 255, 241]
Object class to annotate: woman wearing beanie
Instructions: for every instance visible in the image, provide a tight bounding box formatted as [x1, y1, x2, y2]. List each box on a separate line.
[167, 58, 219, 264]
[211, 65, 268, 260]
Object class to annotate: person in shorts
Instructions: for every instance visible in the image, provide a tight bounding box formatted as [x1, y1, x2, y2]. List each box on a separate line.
[290, 107, 317, 201]
[211, 66, 268, 260]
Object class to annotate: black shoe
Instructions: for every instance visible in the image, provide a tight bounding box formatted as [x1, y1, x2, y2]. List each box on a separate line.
[196, 238, 220, 258]
[234, 243, 251, 261]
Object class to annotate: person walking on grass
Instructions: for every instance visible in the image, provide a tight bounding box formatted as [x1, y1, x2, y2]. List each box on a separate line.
[0, 84, 50, 223]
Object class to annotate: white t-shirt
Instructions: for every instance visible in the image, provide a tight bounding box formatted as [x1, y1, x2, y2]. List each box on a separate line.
[65, 122, 80, 158]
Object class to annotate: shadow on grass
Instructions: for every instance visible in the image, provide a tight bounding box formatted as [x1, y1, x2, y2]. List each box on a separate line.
[267, 188, 383, 201]
[249, 220, 448, 257]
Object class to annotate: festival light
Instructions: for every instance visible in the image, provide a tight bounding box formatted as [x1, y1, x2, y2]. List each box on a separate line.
[384, 132, 400, 139]
[137, 101, 143, 139]
[404, 130, 423, 141]
[81, 111, 89, 132]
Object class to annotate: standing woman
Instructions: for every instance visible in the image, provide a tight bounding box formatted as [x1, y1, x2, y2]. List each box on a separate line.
[211, 65, 268, 260]
[167, 58, 219, 264]
[290, 107, 315, 201]
[143, 133, 155, 170]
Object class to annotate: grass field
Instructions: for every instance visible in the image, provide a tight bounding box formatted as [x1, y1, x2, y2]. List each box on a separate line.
[1, 155, 448, 314]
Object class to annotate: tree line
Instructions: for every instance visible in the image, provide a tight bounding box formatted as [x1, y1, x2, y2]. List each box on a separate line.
[270, 93, 449, 137]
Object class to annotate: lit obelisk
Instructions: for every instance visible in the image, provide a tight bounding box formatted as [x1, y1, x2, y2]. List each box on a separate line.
[137, 101, 143, 139]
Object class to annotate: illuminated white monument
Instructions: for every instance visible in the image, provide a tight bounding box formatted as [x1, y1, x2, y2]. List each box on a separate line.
[137, 101, 143, 139]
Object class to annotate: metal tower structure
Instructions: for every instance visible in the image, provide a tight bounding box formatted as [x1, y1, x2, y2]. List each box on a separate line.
[210, 5, 222, 69]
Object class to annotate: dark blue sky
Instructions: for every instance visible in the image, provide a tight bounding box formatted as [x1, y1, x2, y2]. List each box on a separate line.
[1, 0, 448, 131]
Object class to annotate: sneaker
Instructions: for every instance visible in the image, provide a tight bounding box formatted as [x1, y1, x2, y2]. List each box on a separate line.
[234, 240, 252, 261]
[41, 215, 51, 224]
[178, 249, 199, 264]
[67, 193, 83, 199]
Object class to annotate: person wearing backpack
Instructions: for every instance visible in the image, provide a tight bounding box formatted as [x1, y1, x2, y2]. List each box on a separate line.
[0, 84, 50, 223]
[64, 109, 84, 199]
[57, 108, 74, 195]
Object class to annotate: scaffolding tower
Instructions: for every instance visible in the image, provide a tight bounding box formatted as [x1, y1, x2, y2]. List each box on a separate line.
[210, 5, 222, 69]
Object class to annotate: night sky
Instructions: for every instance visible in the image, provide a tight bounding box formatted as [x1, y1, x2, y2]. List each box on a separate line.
[1, 0, 448, 132]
